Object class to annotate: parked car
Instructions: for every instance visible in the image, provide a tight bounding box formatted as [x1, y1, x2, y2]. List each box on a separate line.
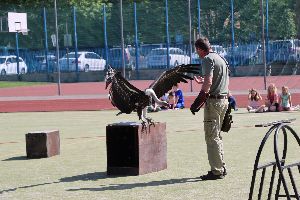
[108, 47, 135, 69]
[225, 44, 262, 67]
[34, 54, 56, 72]
[191, 45, 226, 65]
[0, 55, 27, 75]
[191, 52, 201, 65]
[211, 45, 227, 58]
[268, 39, 300, 62]
[145, 47, 190, 68]
[59, 51, 106, 72]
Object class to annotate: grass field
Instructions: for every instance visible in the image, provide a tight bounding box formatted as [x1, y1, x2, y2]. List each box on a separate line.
[0, 109, 299, 200]
[0, 81, 47, 88]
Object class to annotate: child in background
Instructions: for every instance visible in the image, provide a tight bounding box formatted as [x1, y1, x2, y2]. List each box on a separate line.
[147, 100, 161, 112]
[228, 91, 238, 111]
[172, 84, 185, 109]
[159, 92, 170, 110]
[280, 86, 294, 111]
[247, 88, 266, 113]
[265, 83, 280, 112]
[168, 91, 176, 109]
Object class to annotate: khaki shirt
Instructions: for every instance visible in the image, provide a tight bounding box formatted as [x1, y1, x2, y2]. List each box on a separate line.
[202, 52, 229, 96]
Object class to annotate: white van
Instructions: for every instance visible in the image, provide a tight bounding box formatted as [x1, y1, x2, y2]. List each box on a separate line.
[59, 51, 106, 72]
[269, 39, 300, 62]
[146, 47, 190, 68]
[211, 45, 227, 58]
[0, 55, 28, 75]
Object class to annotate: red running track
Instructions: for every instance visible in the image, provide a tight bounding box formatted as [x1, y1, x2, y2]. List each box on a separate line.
[0, 75, 300, 112]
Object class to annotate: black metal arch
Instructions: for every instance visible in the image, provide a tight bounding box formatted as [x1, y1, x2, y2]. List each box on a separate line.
[249, 122, 300, 200]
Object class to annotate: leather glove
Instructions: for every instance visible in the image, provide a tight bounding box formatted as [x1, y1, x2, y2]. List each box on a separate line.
[190, 90, 207, 115]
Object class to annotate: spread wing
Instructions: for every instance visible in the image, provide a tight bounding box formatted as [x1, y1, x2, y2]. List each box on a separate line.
[149, 64, 200, 99]
[107, 71, 149, 114]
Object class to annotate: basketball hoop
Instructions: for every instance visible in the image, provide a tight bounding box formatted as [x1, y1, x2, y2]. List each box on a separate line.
[14, 28, 30, 36]
[15, 28, 30, 36]
[13, 21, 29, 35]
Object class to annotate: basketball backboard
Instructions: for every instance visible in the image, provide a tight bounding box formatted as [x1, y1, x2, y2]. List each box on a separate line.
[8, 12, 28, 33]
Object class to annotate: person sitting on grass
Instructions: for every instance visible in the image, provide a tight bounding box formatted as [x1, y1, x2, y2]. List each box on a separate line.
[168, 91, 176, 110]
[279, 86, 300, 111]
[228, 91, 238, 111]
[159, 92, 170, 110]
[265, 83, 280, 112]
[172, 84, 185, 109]
[147, 99, 161, 112]
[247, 88, 266, 113]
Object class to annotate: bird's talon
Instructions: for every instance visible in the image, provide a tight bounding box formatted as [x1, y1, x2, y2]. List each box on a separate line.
[146, 118, 155, 129]
[141, 121, 148, 132]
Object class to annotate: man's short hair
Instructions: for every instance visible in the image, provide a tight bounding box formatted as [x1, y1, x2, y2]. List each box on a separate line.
[195, 37, 211, 52]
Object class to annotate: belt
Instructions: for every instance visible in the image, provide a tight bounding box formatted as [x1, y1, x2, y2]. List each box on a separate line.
[208, 94, 228, 99]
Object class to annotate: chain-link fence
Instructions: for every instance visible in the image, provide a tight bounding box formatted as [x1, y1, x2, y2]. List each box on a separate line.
[0, 0, 299, 82]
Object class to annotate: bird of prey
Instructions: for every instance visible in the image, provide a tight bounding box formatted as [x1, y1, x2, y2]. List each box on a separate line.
[105, 64, 200, 127]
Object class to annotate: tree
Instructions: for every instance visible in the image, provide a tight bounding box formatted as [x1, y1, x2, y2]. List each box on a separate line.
[296, 0, 300, 38]
[0, 0, 298, 49]
[268, 0, 296, 39]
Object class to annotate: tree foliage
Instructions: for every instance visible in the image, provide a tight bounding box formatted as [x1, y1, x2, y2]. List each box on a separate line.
[296, 0, 300, 38]
[0, 0, 298, 49]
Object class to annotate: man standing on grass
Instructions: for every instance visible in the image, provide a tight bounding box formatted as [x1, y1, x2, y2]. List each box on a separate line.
[190, 37, 229, 180]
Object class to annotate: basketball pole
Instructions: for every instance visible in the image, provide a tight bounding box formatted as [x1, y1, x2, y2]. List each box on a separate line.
[260, 0, 267, 90]
[188, 0, 193, 92]
[120, 0, 125, 78]
[54, 0, 61, 95]
[230, 0, 235, 76]
[15, 31, 20, 76]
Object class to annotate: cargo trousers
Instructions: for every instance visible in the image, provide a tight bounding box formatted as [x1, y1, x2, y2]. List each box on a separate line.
[204, 98, 228, 175]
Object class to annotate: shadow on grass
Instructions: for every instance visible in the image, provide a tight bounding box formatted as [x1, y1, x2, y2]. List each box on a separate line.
[2, 156, 28, 161]
[233, 112, 252, 115]
[0, 172, 108, 194]
[233, 112, 270, 115]
[60, 172, 108, 182]
[0, 181, 61, 194]
[0, 173, 207, 194]
[66, 176, 205, 192]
